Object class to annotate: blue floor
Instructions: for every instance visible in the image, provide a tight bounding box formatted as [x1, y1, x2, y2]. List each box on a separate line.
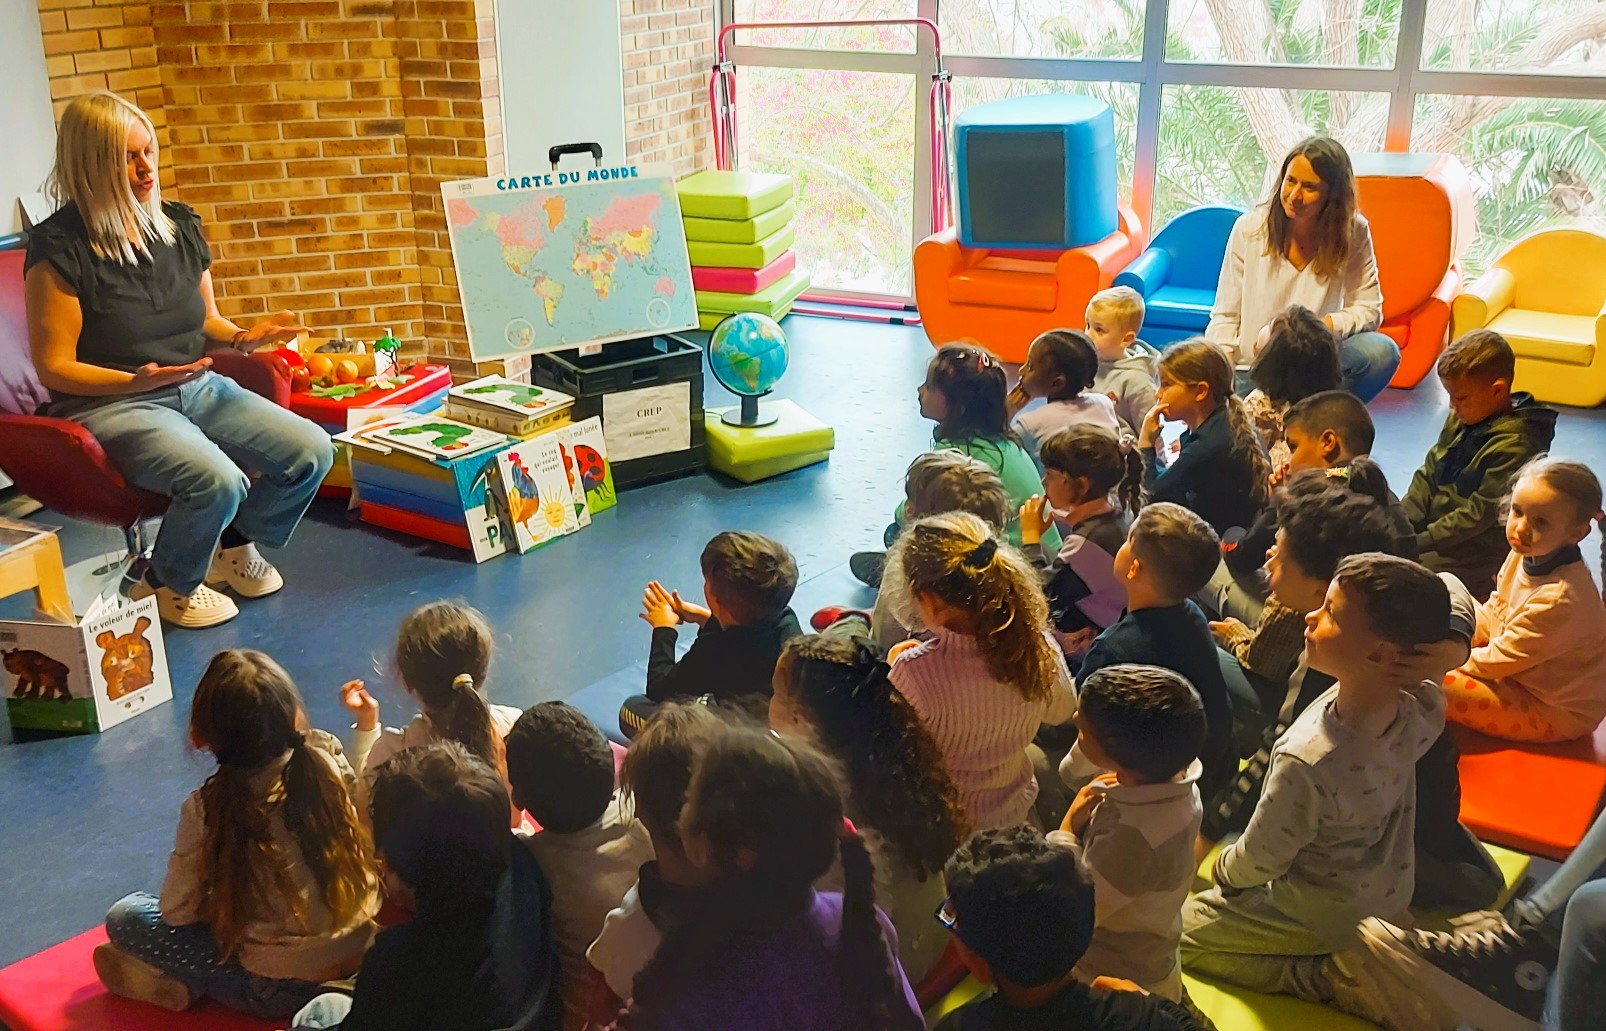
[1, 315, 1602, 966]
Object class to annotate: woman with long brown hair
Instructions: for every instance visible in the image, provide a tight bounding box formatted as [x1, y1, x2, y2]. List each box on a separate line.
[25, 92, 331, 628]
[1205, 136, 1400, 401]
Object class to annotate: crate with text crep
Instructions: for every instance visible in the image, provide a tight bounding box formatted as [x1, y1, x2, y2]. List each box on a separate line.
[533, 335, 706, 489]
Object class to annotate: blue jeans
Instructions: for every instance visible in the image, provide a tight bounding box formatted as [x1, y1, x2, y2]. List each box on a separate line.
[105, 891, 325, 1020]
[1337, 330, 1401, 403]
[1548, 880, 1606, 1030]
[59, 371, 332, 594]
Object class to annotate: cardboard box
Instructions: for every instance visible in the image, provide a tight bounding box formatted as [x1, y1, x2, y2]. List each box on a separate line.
[429, 354, 534, 385]
[1, 592, 172, 734]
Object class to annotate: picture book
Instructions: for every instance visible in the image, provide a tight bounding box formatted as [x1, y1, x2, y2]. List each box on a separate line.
[495, 433, 579, 553]
[358, 413, 509, 462]
[450, 376, 575, 416]
[563, 416, 617, 516]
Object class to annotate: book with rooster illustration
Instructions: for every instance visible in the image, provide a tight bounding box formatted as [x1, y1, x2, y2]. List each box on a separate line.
[495, 433, 579, 553]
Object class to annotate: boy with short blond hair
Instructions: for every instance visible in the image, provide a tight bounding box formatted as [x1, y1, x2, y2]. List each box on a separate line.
[1403, 330, 1556, 597]
[1181, 553, 1455, 1031]
[1085, 286, 1160, 435]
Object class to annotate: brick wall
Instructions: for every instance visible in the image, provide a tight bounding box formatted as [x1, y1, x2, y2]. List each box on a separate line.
[621, 0, 714, 175]
[33, 0, 710, 357]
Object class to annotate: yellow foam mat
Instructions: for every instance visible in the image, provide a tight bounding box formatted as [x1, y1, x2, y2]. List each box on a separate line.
[704, 399, 834, 483]
[1184, 974, 1381, 1031]
[687, 226, 795, 270]
[683, 200, 796, 244]
[676, 169, 794, 220]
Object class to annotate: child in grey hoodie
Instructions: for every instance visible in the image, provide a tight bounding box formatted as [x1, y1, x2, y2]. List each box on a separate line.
[1085, 286, 1161, 435]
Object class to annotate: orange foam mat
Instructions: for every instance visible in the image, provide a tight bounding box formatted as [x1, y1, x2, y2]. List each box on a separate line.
[1453, 720, 1606, 860]
[0, 928, 278, 1031]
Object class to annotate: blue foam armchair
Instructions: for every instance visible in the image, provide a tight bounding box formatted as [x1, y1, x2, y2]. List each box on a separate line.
[1114, 205, 1244, 348]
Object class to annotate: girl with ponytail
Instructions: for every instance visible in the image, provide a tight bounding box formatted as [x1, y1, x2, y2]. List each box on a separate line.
[1139, 339, 1269, 537]
[770, 634, 969, 982]
[1020, 423, 1145, 652]
[341, 600, 520, 821]
[623, 726, 923, 1031]
[97, 650, 378, 1019]
[881, 512, 1077, 830]
[1443, 456, 1606, 743]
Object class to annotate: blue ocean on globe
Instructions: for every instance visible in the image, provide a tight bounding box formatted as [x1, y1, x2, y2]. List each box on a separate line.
[709, 312, 790, 398]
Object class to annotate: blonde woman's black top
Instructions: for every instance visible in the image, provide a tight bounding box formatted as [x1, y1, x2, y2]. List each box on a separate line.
[24, 200, 211, 388]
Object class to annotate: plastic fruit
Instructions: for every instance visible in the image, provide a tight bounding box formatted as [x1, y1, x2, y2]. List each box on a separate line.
[306, 354, 334, 381]
[335, 359, 360, 384]
[290, 366, 312, 392]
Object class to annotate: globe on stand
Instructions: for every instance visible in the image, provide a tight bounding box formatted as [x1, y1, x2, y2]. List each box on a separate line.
[707, 312, 790, 428]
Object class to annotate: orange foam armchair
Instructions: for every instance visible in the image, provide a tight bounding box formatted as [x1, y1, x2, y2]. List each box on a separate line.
[1451, 227, 1606, 408]
[913, 205, 1147, 363]
[1352, 153, 1476, 389]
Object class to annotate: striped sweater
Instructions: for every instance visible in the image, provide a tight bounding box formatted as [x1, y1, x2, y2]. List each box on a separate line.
[889, 628, 1078, 830]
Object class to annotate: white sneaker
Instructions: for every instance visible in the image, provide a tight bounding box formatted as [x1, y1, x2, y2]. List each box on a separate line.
[129, 578, 239, 629]
[206, 542, 284, 598]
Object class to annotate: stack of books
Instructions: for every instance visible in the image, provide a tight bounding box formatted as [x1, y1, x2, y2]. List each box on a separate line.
[443, 376, 576, 437]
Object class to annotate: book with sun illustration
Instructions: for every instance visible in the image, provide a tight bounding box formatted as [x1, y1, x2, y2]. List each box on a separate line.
[495, 433, 580, 553]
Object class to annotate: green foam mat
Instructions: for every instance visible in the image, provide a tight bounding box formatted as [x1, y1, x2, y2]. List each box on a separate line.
[696, 268, 810, 316]
[687, 226, 796, 270]
[677, 169, 794, 220]
[683, 200, 796, 244]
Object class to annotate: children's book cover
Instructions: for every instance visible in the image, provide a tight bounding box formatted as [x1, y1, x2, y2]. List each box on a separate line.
[564, 416, 617, 515]
[495, 434, 578, 553]
[554, 431, 592, 530]
[451, 375, 575, 415]
[367, 413, 508, 461]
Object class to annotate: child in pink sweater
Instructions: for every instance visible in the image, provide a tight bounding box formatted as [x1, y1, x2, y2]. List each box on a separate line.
[883, 512, 1077, 830]
[1443, 456, 1606, 742]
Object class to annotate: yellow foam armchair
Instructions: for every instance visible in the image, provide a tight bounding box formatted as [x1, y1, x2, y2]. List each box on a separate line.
[1451, 228, 1606, 407]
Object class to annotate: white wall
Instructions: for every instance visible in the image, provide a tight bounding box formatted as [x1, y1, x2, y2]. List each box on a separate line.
[1, 4, 57, 233]
[497, 0, 626, 174]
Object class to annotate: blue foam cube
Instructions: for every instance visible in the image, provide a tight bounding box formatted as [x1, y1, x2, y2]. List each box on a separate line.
[955, 94, 1118, 251]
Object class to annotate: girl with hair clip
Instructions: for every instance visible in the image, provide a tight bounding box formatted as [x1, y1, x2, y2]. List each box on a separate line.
[1020, 424, 1145, 654]
[1244, 304, 1343, 468]
[1442, 456, 1606, 742]
[97, 650, 379, 1019]
[1139, 340, 1269, 537]
[1007, 328, 1123, 462]
[619, 726, 924, 1031]
[882, 512, 1078, 830]
[340, 600, 521, 819]
[770, 634, 970, 982]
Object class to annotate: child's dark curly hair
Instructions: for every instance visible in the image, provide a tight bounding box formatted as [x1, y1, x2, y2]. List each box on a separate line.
[926, 342, 1018, 447]
[1027, 329, 1100, 395]
[1250, 305, 1342, 406]
[776, 634, 969, 880]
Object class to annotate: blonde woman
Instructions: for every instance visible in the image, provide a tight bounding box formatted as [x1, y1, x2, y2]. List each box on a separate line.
[25, 92, 330, 628]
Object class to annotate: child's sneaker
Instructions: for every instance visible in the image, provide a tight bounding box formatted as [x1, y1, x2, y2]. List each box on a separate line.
[93, 942, 192, 1011]
[849, 551, 885, 587]
[1359, 912, 1552, 1031]
[206, 542, 284, 598]
[809, 607, 870, 632]
[129, 577, 239, 629]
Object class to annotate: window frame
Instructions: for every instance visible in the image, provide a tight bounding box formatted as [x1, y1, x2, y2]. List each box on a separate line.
[717, 0, 1606, 305]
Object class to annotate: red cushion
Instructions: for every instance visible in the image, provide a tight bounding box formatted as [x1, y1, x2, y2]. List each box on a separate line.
[0, 928, 278, 1031]
[1453, 720, 1606, 860]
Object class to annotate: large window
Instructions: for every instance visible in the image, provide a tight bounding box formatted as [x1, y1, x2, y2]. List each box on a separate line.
[722, 0, 1606, 299]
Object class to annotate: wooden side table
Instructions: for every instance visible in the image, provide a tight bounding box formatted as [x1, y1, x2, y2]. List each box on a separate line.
[0, 520, 72, 624]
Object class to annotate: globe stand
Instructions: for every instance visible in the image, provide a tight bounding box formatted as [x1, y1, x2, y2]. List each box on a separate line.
[721, 392, 779, 428]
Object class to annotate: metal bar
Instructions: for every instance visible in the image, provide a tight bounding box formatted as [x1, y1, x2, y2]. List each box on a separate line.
[727, 43, 921, 75]
[1387, 0, 1431, 149]
[717, 18, 943, 66]
[1130, 0, 1171, 235]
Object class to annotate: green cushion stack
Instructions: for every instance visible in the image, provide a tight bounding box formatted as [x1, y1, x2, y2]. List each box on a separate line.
[678, 170, 810, 329]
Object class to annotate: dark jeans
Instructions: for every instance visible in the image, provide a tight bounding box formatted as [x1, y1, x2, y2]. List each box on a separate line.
[1551, 880, 1606, 1030]
[105, 892, 324, 1021]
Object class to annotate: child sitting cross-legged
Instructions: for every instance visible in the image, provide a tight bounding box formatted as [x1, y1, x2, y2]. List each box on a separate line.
[1181, 554, 1458, 1031]
[615, 725, 924, 1031]
[1020, 423, 1144, 654]
[619, 531, 801, 739]
[288, 743, 562, 1031]
[586, 703, 723, 1022]
[1007, 328, 1124, 461]
[1048, 664, 1206, 1002]
[97, 651, 379, 1021]
[1062, 503, 1237, 811]
[504, 702, 653, 1031]
[934, 826, 1206, 1031]
[1404, 329, 1557, 598]
[1442, 456, 1606, 743]
[882, 512, 1077, 831]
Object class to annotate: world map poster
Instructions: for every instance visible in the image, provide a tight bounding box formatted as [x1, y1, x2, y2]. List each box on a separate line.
[442, 167, 698, 360]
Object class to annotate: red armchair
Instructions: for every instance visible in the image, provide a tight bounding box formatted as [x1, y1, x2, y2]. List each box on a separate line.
[0, 236, 292, 538]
